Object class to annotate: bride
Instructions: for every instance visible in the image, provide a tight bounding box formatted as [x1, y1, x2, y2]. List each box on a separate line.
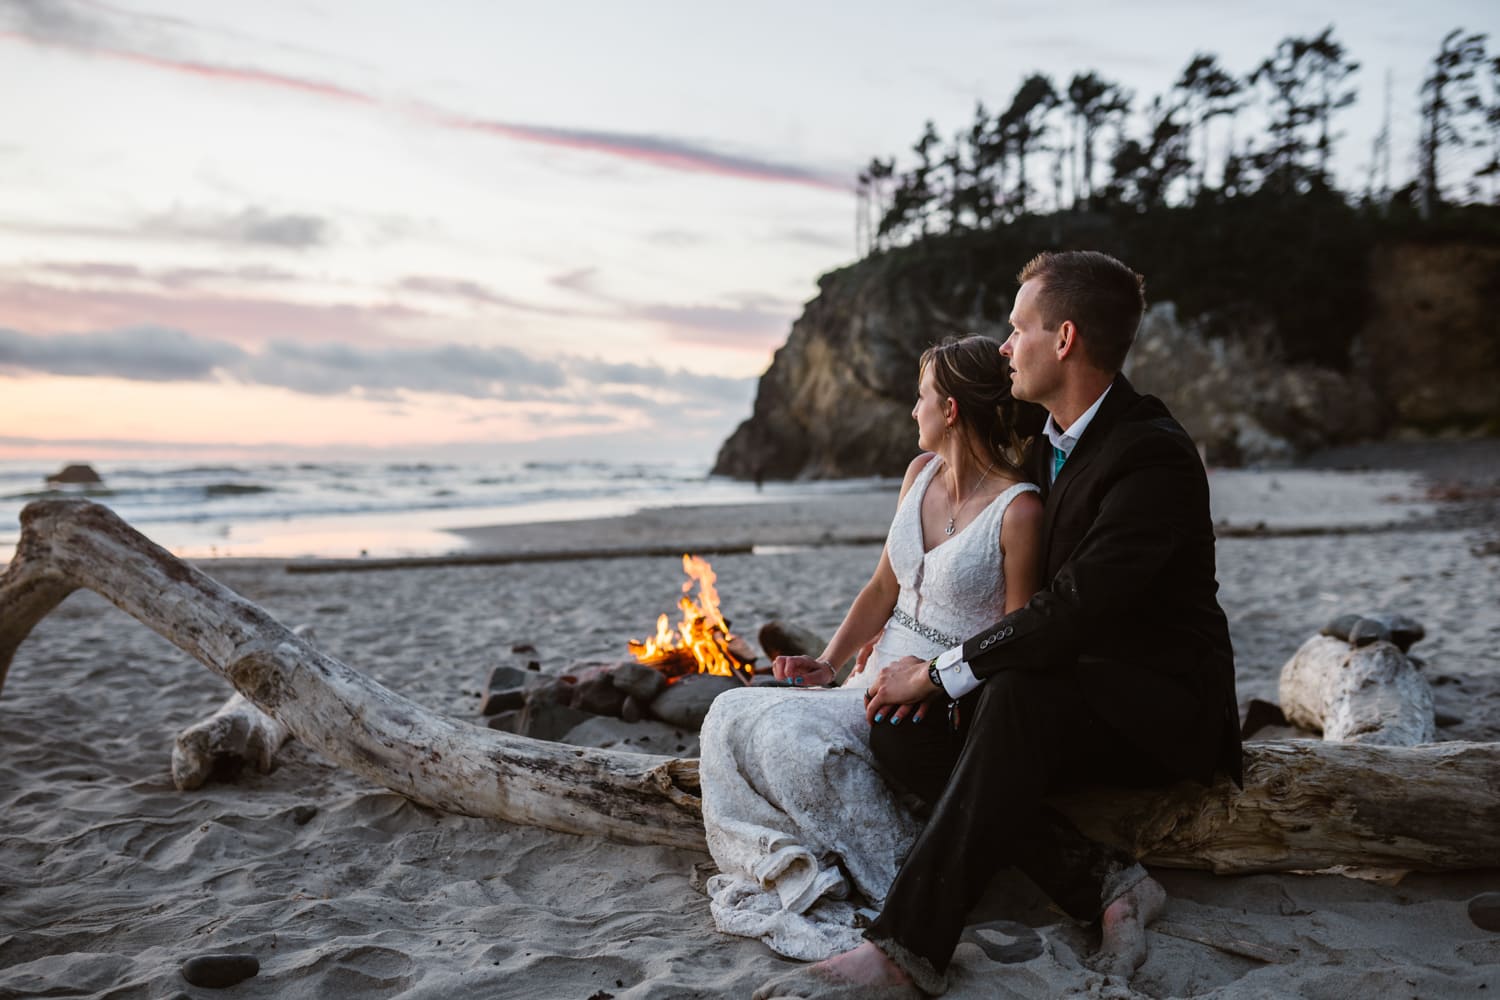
[699, 334, 1046, 960]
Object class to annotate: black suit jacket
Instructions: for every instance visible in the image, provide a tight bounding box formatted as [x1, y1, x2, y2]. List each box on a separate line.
[963, 375, 1242, 786]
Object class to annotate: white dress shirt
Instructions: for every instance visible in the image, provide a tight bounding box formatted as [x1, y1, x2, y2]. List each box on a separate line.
[929, 384, 1113, 698]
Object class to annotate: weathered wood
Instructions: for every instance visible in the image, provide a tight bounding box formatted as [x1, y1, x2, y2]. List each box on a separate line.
[1055, 739, 1500, 873]
[172, 691, 294, 790]
[0, 500, 705, 849]
[172, 623, 315, 790]
[3, 499, 1497, 871]
[1279, 634, 1436, 745]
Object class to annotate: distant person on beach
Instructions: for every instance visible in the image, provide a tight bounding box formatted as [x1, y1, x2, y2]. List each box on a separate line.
[698, 334, 1046, 960]
[752, 251, 1242, 999]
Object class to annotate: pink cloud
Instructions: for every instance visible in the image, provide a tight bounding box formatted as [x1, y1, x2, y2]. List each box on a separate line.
[0, 278, 418, 347]
[0, 25, 848, 193]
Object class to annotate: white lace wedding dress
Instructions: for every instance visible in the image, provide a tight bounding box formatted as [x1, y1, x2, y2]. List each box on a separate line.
[699, 459, 1039, 960]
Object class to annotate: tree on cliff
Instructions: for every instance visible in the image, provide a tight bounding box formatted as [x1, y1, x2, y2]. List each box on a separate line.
[1249, 27, 1360, 194]
[1172, 53, 1245, 197]
[1065, 71, 1132, 206]
[1417, 29, 1490, 217]
[998, 74, 1060, 216]
[1105, 96, 1191, 209]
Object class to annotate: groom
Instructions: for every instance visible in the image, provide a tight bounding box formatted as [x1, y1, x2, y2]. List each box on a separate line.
[760, 251, 1241, 998]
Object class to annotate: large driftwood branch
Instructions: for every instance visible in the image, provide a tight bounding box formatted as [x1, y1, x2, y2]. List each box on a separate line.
[3, 500, 1497, 871]
[0, 500, 704, 848]
[1279, 634, 1435, 745]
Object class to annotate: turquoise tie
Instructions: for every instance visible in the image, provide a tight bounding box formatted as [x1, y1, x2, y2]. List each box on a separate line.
[1052, 445, 1067, 483]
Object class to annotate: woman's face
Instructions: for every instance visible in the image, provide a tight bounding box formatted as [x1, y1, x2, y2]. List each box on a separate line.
[912, 363, 951, 452]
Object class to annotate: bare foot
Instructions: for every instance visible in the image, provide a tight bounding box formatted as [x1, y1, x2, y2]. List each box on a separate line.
[751, 942, 918, 999]
[1093, 875, 1166, 976]
[817, 942, 914, 987]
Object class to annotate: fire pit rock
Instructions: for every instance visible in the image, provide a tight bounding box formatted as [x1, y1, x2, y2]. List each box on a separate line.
[561, 716, 700, 757]
[609, 662, 668, 703]
[648, 673, 744, 730]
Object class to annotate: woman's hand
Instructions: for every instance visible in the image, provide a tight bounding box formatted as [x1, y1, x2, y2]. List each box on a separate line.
[771, 655, 835, 687]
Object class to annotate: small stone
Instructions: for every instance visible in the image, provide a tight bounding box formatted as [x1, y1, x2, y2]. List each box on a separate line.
[486, 710, 522, 733]
[479, 687, 526, 715]
[1435, 709, 1464, 728]
[511, 642, 538, 655]
[181, 953, 259, 989]
[518, 701, 594, 741]
[572, 672, 627, 717]
[1240, 698, 1288, 740]
[961, 919, 1044, 964]
[620, 695, 644, 724]
[1347, 618, 1391, 647]
[649, 673, 742, 730]
[609, 662, 668, 703]
[1370, 613, 1426, 653]
[1470, 893, 1500, 932]
[290, 805, 317, 826]
[1320, 613, 1363, 642]
[485, 665, 531, 692]
[758, 620, 826, 660]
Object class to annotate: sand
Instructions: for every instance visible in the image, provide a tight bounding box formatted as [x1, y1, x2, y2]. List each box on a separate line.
[2, 453, 1499, 999]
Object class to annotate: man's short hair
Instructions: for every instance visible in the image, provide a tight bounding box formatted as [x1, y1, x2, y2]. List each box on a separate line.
[1016, 251, 1146, 373]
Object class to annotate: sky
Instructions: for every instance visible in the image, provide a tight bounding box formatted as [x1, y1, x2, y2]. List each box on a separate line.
[1, 0, 1493, 466]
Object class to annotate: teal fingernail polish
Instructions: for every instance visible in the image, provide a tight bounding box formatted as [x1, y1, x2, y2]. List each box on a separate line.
[891, 716, 902, 725]
[874, 713, 884, 723]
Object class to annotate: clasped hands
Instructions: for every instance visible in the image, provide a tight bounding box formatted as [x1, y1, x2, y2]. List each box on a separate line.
[770, 653, 943, 726]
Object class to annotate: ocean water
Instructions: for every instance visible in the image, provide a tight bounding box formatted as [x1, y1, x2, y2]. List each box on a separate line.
[0, 459, 881, 562]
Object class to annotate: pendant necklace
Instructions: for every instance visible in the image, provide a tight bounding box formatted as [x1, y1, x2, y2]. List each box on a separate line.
[945, 462, 995, 535]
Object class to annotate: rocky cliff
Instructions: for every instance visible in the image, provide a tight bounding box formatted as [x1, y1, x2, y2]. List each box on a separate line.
[714, 238, 1500, 478]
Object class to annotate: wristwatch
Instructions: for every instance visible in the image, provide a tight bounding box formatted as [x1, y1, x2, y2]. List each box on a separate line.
[927, 655, 944, 694]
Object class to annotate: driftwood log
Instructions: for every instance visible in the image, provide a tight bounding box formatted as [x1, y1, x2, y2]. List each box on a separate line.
[1280, 634, 1436, 745]
[3, 499, 1498, 872]
[0, 500, 704, 849]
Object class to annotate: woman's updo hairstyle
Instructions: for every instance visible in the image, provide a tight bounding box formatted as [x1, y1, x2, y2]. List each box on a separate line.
[919, 334, 1045, 476]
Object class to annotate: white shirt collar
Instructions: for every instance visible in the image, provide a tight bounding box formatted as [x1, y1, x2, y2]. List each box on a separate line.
[1043, 383, 1112, 457]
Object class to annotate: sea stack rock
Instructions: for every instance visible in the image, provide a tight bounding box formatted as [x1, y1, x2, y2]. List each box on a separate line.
[45, 463, 103, 486]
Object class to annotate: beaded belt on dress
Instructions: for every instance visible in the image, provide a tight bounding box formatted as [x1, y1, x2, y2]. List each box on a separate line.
[890, 608, 961, 647]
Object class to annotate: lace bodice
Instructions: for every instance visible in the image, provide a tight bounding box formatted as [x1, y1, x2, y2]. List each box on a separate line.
[879, 456, 1039, 651]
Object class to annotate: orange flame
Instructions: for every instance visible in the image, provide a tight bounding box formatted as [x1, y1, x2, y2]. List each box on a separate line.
[628, 554, 751, 680]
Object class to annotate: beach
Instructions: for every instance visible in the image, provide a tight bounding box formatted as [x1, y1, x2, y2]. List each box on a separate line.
[2, 453, 1499, 999]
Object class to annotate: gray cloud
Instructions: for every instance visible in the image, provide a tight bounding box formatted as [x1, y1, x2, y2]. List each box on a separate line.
[142, 206, 329, 248]
[0, 207, 332, 249]
[644, 229, 712, 248]
[397, 276, 582, 317]
[637, 302, 791, 341]
[32, 261, 299, 287]
[238, 340, 567, 400]
[0, 325, 244, 380]
[0, 326, 756, 414]
[775, 227, 850, 251]
[0, 0, 115, 46]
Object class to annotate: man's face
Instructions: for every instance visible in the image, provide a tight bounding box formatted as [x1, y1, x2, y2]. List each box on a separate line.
[1000, 279, 1060, 406]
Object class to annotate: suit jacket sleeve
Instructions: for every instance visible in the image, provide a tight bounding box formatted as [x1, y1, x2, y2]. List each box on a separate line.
[961, 424, 1207, 677]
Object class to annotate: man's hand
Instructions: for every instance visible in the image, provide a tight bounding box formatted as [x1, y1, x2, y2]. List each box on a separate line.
[771, 654, 834, 687]
[864, 655, 940, 725]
